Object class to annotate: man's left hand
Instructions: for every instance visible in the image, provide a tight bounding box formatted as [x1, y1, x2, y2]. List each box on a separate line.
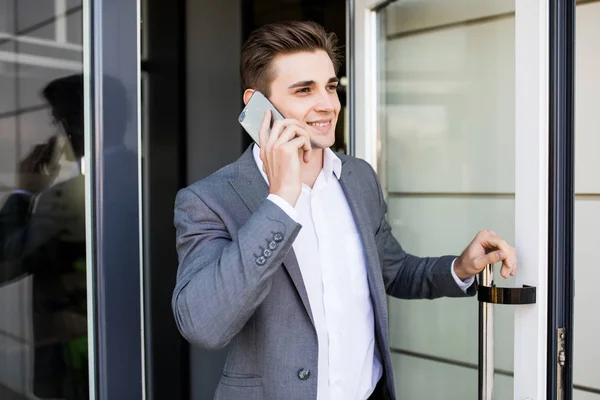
[453, 230, 517, 281]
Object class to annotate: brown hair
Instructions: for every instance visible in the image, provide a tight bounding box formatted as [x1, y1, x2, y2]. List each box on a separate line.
[240, 21, 342, 97]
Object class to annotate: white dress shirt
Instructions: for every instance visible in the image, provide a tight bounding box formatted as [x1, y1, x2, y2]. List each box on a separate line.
[252, 145, 473, 399]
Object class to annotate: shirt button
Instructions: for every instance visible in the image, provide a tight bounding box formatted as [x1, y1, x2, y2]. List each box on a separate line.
[297, 368, 310, 380]
[273, 233, 284, 242]
[255, 256, 266, 266]
[268, 241, 278, 250]
[263, 249, 272, 258]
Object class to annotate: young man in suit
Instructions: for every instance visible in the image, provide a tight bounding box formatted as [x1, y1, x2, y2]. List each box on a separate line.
[172, 21, 517, 400]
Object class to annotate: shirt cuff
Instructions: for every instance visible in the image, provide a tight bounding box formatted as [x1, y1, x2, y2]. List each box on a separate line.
[451, 258, 475, 293]
[266, 194, 298, 222]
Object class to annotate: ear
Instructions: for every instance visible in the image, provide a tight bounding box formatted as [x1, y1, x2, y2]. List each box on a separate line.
[243, 89, 255, 105]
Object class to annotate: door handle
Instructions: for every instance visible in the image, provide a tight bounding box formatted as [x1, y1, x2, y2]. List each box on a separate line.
[478, 264, 537, 400]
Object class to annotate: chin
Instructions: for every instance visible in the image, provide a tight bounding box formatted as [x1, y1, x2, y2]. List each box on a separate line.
[310, 135, 335, 150]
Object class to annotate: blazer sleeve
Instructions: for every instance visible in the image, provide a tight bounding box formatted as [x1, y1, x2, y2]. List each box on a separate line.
[368, 169, 477, 299]
[172, 187, 301, 349]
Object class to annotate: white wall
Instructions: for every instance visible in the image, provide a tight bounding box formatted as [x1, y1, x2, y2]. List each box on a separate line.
[379, 0, 600, 398]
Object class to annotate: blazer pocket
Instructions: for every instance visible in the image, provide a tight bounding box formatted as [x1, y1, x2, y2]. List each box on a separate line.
[215, 375, 264, 400]
[219, 374, 262, 387]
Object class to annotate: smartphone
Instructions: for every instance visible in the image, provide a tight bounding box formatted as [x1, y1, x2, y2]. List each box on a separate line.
[238, 91, 284, 145]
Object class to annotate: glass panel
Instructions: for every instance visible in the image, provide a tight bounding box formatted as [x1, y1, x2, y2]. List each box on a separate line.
[574, 2, 600, 397]
[390, 354, 513, 399]
[0, 1, 88, 399]
[376, 1, 515, 397]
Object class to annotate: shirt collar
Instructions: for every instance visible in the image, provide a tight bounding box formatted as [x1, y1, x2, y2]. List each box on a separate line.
[252, 144, 342, 185]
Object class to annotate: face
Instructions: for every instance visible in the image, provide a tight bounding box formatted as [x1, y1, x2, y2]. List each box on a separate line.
[246, 50, 341, 149]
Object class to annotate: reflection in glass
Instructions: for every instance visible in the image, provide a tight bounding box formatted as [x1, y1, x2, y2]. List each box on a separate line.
[0, 1, 88, 399]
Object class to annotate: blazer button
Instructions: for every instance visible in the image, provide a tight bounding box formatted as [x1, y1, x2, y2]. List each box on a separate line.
[268, 241, 278, 251]
[297, 368, 310, 380]
[273, 233, 284, 242]
[256, 256, 266, 266]
[263, 249, 272, 258]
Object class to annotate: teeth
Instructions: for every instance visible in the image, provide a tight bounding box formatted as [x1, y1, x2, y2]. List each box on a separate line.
[308, 122, 329, 127]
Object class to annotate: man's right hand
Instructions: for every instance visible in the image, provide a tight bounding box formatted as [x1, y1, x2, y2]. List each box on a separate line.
[258, 110, 312, 207]
[18, 136, 61, 194]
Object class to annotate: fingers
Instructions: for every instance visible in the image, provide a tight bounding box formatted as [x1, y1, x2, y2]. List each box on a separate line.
[286, 136, 311, 154]
[476, 230, 517, 278]
[275, 124, 311, 154]
[474, 250, 503, 270]
[258, 110, 271, 160]
[278, 126, 312, 163]
[263, 119, 311, 162]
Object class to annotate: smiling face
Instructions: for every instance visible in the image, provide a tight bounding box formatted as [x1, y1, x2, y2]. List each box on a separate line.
[246, 50, 341, 149]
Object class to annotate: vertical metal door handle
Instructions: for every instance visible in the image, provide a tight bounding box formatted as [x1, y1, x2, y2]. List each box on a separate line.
[477, 264, 537, 399]
[479, 264, 494, 400]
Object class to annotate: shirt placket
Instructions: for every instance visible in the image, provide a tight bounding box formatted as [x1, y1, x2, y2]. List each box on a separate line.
[312, 183, 348, 399]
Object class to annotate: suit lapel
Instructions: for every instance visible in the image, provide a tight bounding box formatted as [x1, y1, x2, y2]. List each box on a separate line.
[229, 147, 314, 326]
[338, 159, 388, 322]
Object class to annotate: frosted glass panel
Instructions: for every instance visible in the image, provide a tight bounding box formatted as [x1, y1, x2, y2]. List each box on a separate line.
[386, 197, 514, 255]
[384, 18, 515, 194]
[391, 353, 513, 400]
[378, 0, 516, 394]
[575, 3, 600, 194]
[573, 200, 600, 390]
[575, 391, 600, 400]
[387, 197, 515, 371]
[386, 0, 514, 36]
[574, 2, 600, 394]
[392, 353, 476, 399]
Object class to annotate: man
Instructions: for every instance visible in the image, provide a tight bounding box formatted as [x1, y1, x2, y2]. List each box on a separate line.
[172, 21, 517, 400]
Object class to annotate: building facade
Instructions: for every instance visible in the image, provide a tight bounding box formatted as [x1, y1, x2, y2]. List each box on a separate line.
[0, 0, 597, 399]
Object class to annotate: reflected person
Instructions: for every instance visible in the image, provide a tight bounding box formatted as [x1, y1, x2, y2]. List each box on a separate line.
[0, 74, 88, 399]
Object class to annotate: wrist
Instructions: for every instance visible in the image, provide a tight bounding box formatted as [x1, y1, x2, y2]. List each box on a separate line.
[271, 187, 300, 208]
[453, 258, 471, 281]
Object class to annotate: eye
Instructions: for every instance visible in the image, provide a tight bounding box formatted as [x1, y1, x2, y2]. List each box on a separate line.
[327, 84, 338, 91]
[295, 87, 311, 94]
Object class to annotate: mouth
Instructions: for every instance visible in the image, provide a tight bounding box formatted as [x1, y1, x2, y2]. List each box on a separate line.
[306, 118, 333, 132]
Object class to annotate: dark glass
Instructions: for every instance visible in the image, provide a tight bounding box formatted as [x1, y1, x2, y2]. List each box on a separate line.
[0, 1, 88, 399]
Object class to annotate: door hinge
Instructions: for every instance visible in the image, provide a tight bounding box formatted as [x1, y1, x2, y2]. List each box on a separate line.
[557, 328, 566, 400]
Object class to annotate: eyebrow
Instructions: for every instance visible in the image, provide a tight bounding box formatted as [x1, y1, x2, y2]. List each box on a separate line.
[288, 77, 339, 89]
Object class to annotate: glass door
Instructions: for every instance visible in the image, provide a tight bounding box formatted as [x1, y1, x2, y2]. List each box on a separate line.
[376, 1, 516, 398]
[350, 0, 565, 398]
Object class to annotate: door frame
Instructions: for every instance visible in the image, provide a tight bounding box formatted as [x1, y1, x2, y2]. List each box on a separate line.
[84, 0, 145, 398]
[348, 0, 575, 398]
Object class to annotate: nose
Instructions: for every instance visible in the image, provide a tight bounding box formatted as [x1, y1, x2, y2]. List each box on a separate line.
[314, 90, 335, 112]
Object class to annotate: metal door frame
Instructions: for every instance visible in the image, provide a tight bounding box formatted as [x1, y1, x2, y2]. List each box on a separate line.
[84, 0, 145, 398]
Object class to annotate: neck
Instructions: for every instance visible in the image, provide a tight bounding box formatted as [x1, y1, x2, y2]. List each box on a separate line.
[301, 148, 325, 188]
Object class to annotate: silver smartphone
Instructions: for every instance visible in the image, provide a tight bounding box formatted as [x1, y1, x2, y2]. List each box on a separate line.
[238, 91, 284, 145]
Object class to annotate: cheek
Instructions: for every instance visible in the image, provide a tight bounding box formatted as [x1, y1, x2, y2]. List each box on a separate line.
[277, 100, 308, 121]
[332, 96, 341, 113]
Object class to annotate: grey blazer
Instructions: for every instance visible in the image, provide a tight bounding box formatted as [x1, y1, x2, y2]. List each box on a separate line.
[172, 146, 476, 400]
